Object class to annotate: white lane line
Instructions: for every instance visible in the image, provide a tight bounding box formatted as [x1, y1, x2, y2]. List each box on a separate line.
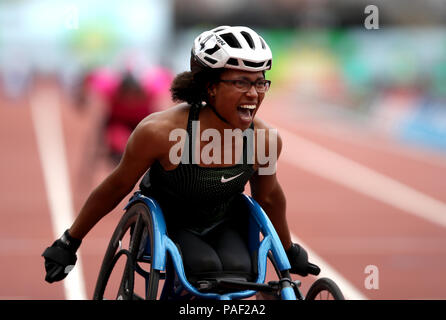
[291, 234, 367, 300]
[276, 125, 446, 229]
[293, 118, 446, 169]
[30, 88, 87, 300]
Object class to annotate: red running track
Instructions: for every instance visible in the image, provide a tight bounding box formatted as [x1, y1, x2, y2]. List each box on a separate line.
[0, 82, 445, 299]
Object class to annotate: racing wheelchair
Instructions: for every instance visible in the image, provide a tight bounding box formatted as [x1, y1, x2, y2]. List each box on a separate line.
[93, 191, 345, 300]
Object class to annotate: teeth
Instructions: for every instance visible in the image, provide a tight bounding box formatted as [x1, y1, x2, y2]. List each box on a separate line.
[239, 105, 256, 110]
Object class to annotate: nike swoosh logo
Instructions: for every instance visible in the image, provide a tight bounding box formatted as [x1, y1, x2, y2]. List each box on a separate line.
[221, 172, 244, 183]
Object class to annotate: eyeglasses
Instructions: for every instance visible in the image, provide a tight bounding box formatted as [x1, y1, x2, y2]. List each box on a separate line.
[218, 79, 271, 93]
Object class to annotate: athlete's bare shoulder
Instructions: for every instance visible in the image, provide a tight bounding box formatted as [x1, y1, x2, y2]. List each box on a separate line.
[253, 117, 277, 131]
[252, 116, 283, 156]
[128, 103, 191, 156]
[138, 103, 190, 134]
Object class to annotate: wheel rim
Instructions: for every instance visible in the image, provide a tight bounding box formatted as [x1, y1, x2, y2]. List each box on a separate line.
[305, 278, 345, 300]
[93, 203, 162, 300]
[314, 289, 336, 300]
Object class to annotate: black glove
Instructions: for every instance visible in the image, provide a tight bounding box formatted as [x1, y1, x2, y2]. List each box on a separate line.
[286, 243, 320, 276]
[42, 229, 82, 283]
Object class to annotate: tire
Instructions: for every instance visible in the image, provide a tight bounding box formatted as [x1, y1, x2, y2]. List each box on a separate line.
[93, 202, 161, 300]
[305, 278, 345, 300]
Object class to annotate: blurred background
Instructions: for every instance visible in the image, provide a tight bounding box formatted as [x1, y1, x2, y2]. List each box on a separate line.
[2, 0, 446, 151]
[1, 0, 445, 300]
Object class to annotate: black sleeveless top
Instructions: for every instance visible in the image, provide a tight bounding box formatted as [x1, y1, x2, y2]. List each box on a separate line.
[140, 104, 256, 235]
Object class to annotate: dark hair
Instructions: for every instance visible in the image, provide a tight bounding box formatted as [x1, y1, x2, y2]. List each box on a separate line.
[170, 57, 224, 105]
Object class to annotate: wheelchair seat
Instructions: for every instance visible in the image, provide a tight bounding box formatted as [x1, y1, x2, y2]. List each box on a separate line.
[93, 190, 295, 300]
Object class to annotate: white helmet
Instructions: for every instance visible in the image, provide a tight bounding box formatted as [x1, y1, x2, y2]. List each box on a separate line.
[191, 26, 272, 72]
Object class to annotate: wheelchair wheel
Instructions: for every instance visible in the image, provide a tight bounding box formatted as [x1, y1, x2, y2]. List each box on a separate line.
[305, 278, 345, 300]
[93, 202, 161, 300]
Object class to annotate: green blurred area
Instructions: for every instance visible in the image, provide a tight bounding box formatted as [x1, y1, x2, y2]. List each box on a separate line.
[262, 28, 446, 98]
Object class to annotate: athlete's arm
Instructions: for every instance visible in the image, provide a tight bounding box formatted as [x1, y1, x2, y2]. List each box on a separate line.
[250, 171, 292, 250]
[249, 125, 292, 250]
[249, 121, 317, 276]
[43, 109, 180, 283]
[68, 117, 166, 240]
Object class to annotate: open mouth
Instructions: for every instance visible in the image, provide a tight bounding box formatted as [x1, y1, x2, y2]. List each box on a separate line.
[237, 104, 256, 123]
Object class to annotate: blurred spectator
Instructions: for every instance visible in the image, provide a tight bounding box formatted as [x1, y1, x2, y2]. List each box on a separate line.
[105, 72, 153, 162]
[76, 66, 173, 164]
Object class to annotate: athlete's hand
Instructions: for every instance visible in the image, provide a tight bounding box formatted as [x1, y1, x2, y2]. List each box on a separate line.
[42, 230, 82, 283]
[286, 243, 320, 276]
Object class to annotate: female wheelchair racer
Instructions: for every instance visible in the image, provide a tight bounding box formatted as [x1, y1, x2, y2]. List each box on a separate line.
[42, 25, 344, 300]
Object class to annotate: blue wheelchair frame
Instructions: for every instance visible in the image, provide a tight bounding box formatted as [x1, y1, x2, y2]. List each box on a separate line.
[125, 192, 298, 300]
